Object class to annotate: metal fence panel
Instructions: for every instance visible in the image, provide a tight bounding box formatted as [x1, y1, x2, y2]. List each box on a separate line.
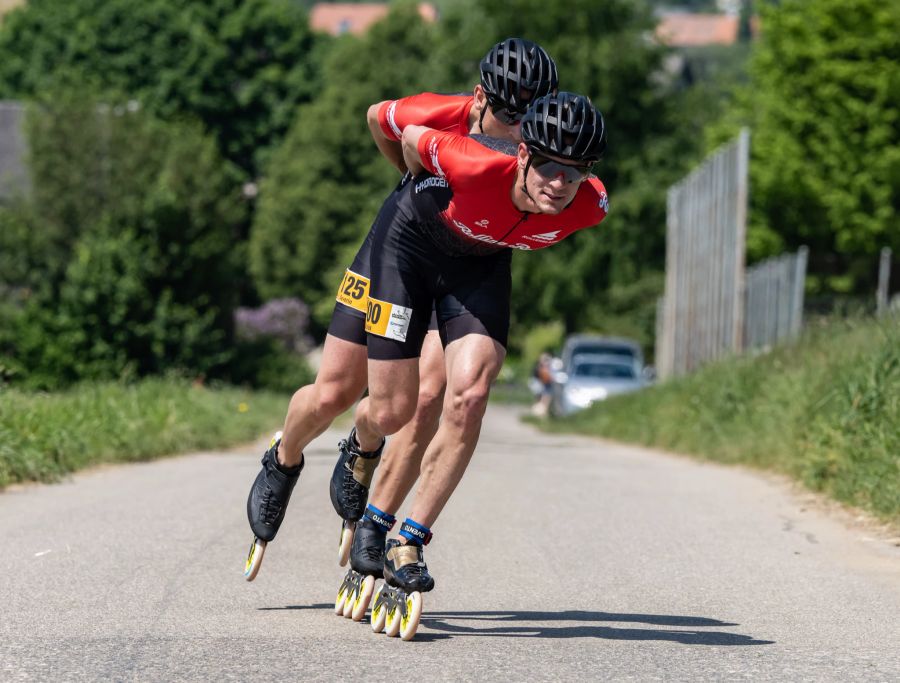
[657, 129, 749, 378]
[0, 100, 28, 200]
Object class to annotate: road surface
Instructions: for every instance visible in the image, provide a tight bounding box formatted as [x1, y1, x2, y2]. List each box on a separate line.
[2, 405, 899, 680]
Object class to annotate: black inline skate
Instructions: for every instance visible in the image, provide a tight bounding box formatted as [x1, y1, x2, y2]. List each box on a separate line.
[243, 432, 303, 581]
[370, 520, 434, 640]
[330, 428, 384, 566]
[335, 505, 394, 621]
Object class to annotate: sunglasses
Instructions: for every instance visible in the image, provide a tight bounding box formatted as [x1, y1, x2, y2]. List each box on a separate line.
[487, 97, 526, 125]
[531, 153, 593, 184]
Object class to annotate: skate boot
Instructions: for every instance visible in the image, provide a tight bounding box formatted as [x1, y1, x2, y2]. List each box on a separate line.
[371, 520, 434, 640]
[335, 505, 394, 621]
[243, 432, 303, 581]
[330, 428, 384, 566]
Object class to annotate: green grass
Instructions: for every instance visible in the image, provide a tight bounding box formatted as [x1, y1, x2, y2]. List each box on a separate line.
[0, 378, 289, 488]
[540, 316, 900, 525]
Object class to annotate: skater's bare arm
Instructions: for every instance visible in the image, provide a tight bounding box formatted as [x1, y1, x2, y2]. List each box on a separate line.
[401, 125, 430, 176]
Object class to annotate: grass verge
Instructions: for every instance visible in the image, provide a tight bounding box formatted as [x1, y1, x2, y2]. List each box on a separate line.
[539, 316, 900, 525]
[0, 377, 288, 488]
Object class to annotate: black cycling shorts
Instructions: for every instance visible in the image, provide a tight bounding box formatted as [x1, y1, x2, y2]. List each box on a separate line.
[364, 186, 511, 361]
[327, 173, 439, 346]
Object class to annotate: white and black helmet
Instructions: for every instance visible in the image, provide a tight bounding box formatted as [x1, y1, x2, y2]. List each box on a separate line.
[521, 91, 607, 162]
[480, 38, 559, 116]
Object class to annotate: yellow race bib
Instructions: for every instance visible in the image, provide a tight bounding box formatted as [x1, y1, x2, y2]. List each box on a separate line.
[335, 269, 370, 314]
[364, 296, 412, 342]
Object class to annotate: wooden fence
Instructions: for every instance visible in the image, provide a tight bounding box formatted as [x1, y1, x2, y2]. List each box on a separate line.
[656, 129, 749, 378]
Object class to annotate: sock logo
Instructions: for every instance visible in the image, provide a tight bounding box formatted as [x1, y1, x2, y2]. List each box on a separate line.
[400, 520, 433, 545]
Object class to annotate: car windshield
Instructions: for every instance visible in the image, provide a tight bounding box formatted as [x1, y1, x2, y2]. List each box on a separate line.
[572, 362, 636, 379]
[572, 345, 636, 360]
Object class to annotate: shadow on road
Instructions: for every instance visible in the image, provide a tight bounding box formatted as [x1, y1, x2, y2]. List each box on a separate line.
[257, 603, 333, 611]
[257, 605, 773, 645]
[419, 610, 773, 645]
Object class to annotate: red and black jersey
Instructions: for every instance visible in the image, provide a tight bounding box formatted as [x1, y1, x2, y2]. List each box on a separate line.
[377, 93, 473, 142]
[416, 129, 609, 251]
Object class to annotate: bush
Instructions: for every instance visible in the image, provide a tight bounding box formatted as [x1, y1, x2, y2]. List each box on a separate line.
[2, 92, 247, 388]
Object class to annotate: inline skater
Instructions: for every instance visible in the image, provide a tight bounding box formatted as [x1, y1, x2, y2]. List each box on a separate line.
[244, 38, 559, 581]
[351, 92, 610, 638]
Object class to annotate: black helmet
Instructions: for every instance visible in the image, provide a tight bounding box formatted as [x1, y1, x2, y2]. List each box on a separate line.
[480, 38, 559, 115]
[521, 91, 607, 162]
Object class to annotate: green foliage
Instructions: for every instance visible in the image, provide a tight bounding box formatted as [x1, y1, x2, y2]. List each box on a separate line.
[519, 321, 565, 375]
[229, 338, 314, 394]
[710, 0, 900, 283]
[0, 92, 248, 388]
[545, 315, 900, 523]
[0, 378, 288, 487]
[0, 0, 324, 176]
[249, 2, 440, 328]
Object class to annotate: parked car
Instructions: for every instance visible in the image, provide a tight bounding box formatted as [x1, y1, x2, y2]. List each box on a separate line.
[559, 335, 644, 377]
[550, 353, 647, 416]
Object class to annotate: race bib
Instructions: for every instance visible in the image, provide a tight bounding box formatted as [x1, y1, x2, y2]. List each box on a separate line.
[335, 269, 370, 314]
[364, 296, 412, 342]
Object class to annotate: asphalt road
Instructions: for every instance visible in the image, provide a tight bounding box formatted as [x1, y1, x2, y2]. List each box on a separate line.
[2, 405, 899, 681]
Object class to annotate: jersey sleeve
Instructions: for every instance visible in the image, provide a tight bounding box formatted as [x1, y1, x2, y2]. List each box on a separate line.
[377, 93, 471, 141]
[574, 177, 610, 227]
[417, 129, 500, 187]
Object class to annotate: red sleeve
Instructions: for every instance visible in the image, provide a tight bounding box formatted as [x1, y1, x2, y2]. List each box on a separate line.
[378, 93, 472, 141]
[417, 129, 501, 187]
[572, 177, 610, 227]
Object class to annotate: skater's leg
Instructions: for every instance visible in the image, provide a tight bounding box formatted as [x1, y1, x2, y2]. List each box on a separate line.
[368, 330, 446, 513]
[353, 356, 420, 451]
[277, 334, 368, 466]
[329, 355, 418, 524]
[406, 333, 505, 528]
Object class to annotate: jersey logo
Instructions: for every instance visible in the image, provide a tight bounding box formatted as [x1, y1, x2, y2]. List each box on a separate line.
[427, 136, 445, 177]
[474, 219, 490, 228]
[524, 231, 561, 243]
[598, 191, 609, 212]
[386, 101, 401, 139]
[451, 219, 533, 250]
[414, 176, 448, 193]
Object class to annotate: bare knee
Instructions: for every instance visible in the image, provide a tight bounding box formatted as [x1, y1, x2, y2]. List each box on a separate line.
[446, 378, 491, 428]
[367, 398, 417, 436]
[290, 378, 360, 422]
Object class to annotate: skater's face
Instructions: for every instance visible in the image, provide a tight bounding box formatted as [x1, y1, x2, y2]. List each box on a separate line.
[517, 144, 591, 214]
[473, 85, 522, 143]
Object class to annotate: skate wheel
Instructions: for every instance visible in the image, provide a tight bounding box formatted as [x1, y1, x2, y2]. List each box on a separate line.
[370, 586, 387, 633]
[337, 522, 354, 567]
[384, 599, 402, 638]
[399, 592, 423, 641]
[342, 585, 355, 618]
[334, 582, 350, 615]
[351, 575, 375, 622]
[243, 538, 266, 581]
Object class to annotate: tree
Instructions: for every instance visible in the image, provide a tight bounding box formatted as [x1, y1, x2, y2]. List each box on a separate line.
[1, 91, 248, 387]
[249, 1, 442, 329]
[0, 0, 325, 177]
[714, 0, 900, 290]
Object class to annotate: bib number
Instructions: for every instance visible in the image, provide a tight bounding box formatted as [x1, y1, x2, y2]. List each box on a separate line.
[365, 296, 412, 342]
[336, 269, 370, 314]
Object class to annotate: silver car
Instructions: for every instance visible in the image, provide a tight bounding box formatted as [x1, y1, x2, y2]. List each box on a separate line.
[550, 353, 646, 416]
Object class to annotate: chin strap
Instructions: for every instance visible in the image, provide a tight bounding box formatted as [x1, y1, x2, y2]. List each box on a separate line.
[520, 155, 536, 204]
[477, 104, 487, 134]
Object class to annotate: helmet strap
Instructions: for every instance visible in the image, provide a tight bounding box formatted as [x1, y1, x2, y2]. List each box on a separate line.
[520, 155, 536, 204]
[477, 104, 487, 134]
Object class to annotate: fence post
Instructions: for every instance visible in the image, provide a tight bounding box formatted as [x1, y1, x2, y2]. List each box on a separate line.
[877, 247, 892, 316]
[791, 246, 808, 336]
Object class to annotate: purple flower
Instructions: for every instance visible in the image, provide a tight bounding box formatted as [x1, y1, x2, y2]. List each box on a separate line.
[235, 298, 312, 353]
